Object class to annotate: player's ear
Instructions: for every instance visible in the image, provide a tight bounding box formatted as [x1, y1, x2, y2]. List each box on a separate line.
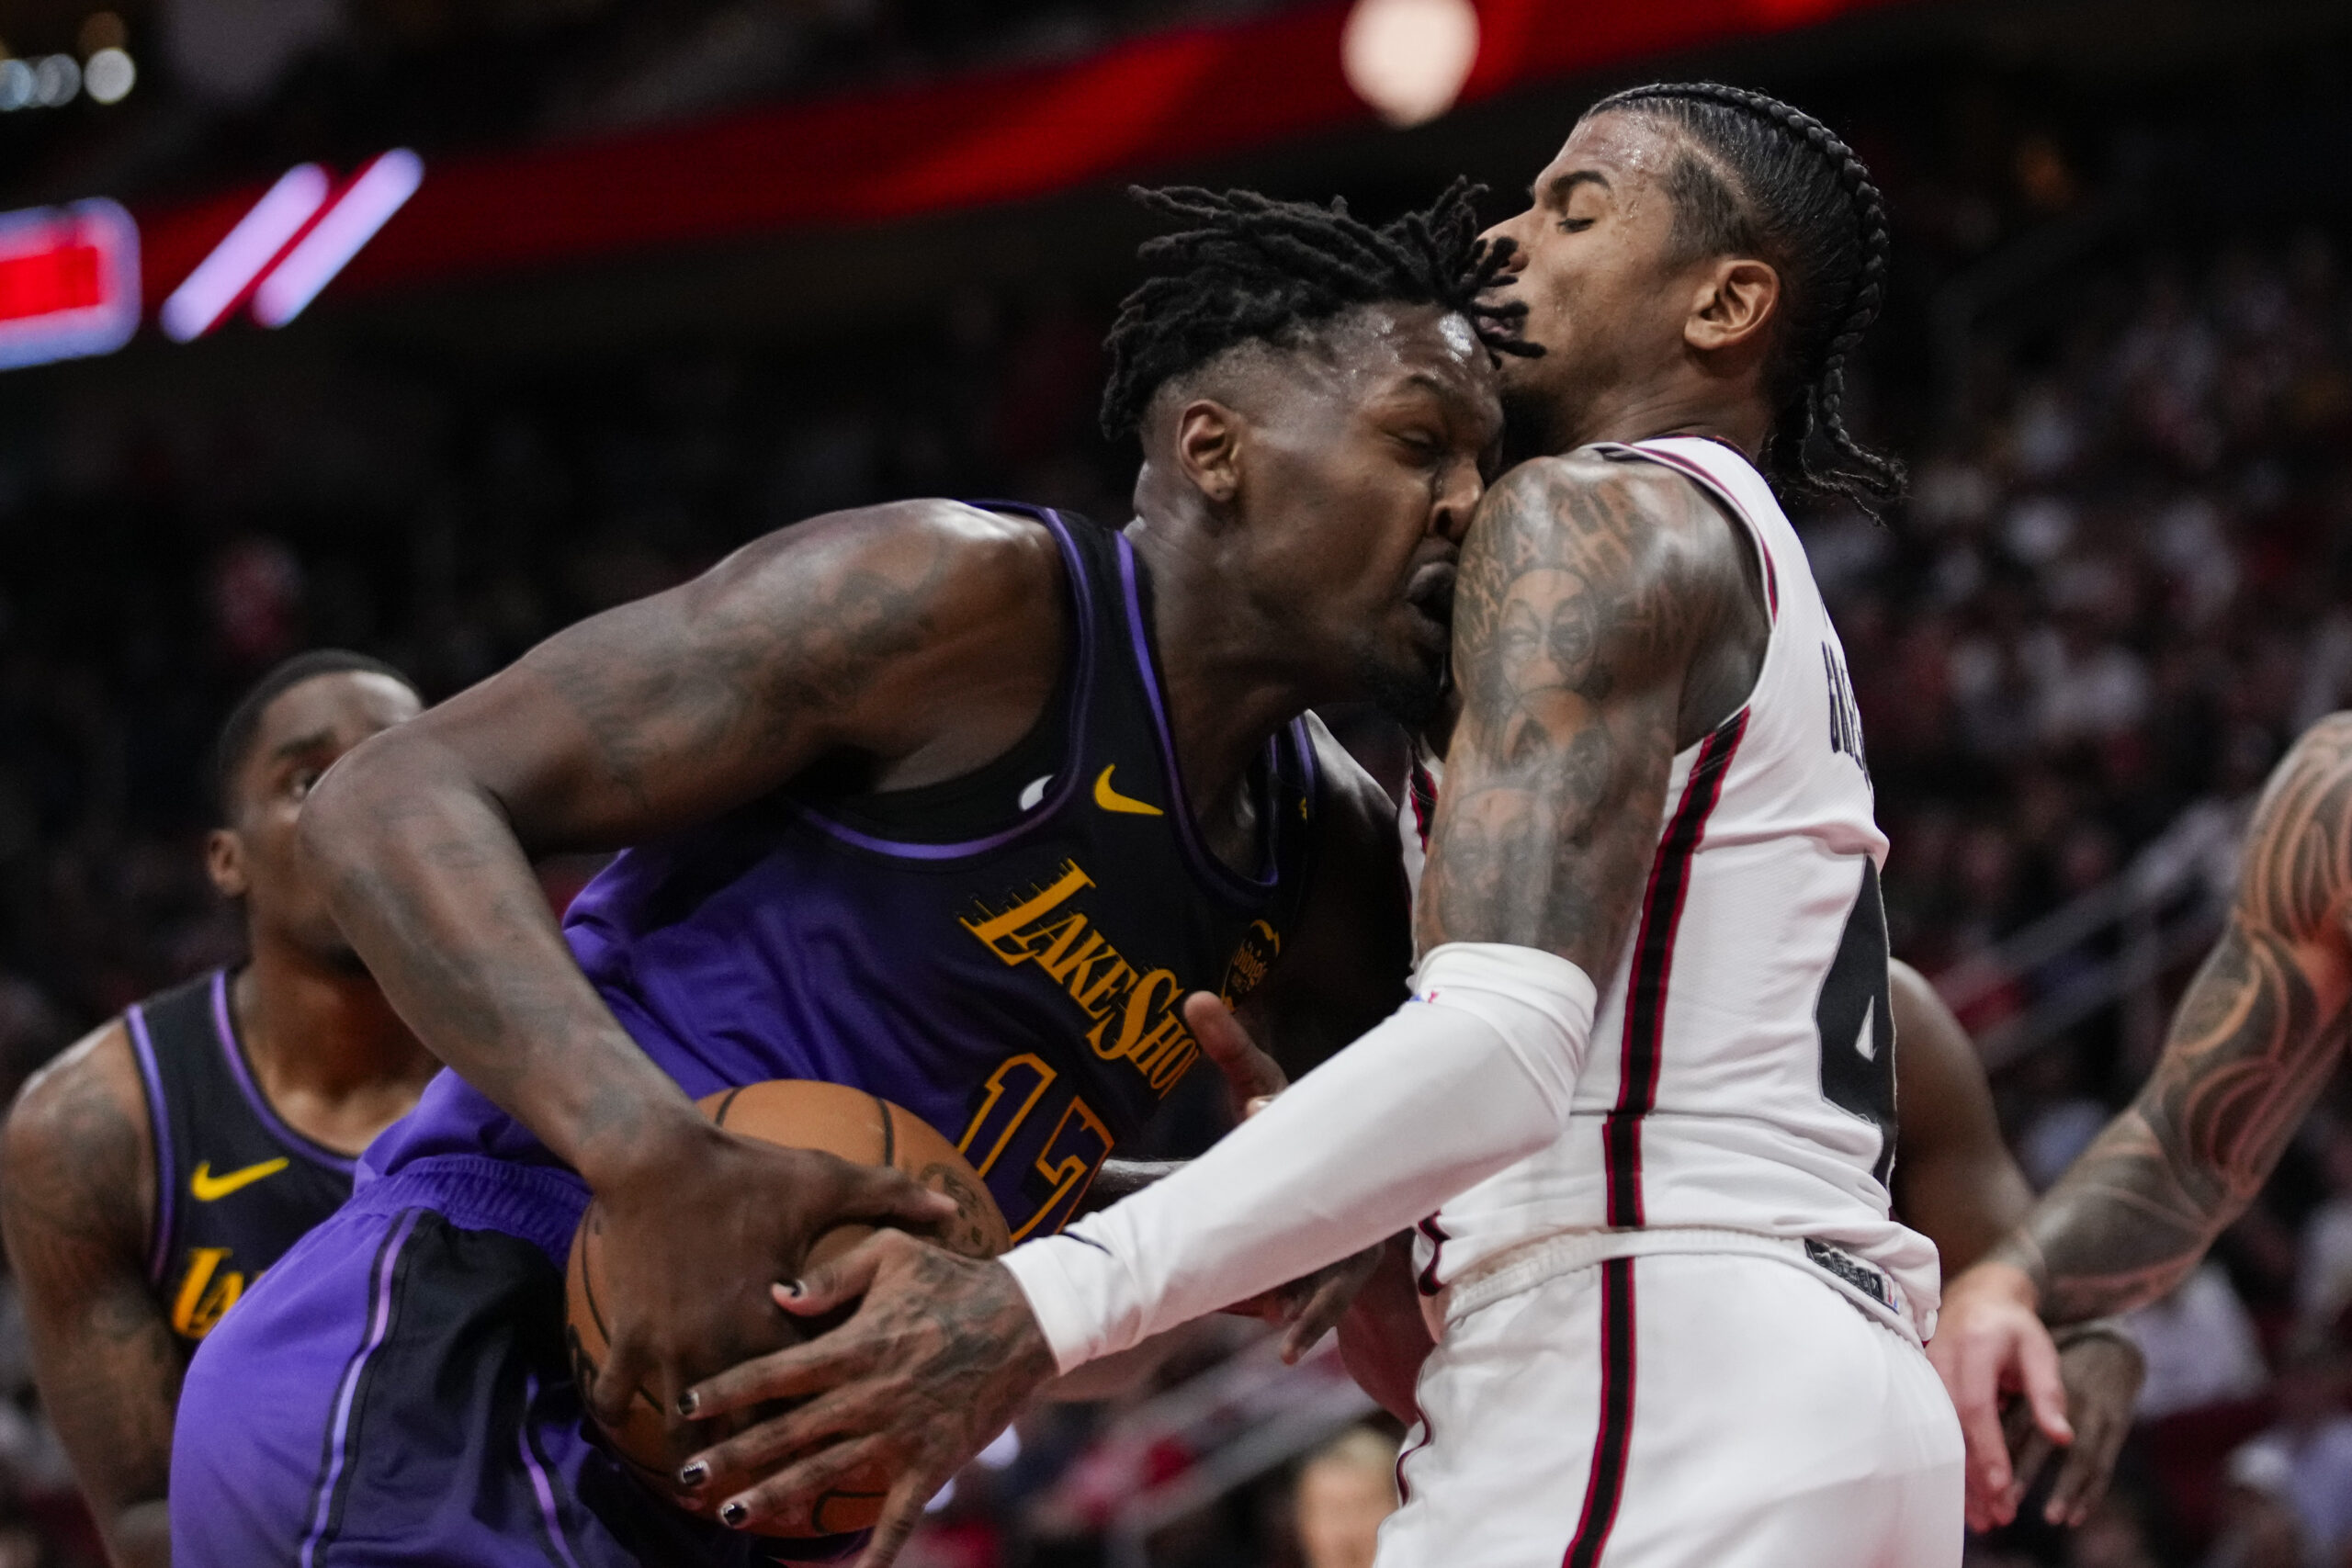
[1171, 398, 1244, 510]
[206, 827, 250, 900]
[1686, 256, 1779, 358]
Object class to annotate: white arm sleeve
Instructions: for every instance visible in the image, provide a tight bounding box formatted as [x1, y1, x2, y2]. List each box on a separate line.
[998, 942, 1596, 1372]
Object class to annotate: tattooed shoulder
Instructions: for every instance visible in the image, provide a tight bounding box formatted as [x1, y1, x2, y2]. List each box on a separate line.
[1424, 451, 1753, 967]
[2, 1017, 153, 1268]
[1452, 451, 1753, 707]
[2237, 712, 2352, 943]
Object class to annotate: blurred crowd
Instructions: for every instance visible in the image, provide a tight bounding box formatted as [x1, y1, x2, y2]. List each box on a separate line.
[1876, 235, 2352, 1568]
[2, 44, 2352, 1568]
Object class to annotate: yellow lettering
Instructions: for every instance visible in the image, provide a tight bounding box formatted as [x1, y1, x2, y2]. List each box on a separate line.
[1098, 968, 1182, 1060]
[170, 1247, 244, 1339]
[1031, 917, 1100, 982]
[958, 1054, 1056, 1177]
[1009, 1096, 1115, 1242]
[961, 863, 1095, 963]
[1074, 959, 1135, 1017]
[1125, 1011, 1193, 1077]
[1044, 931, 1114, 998]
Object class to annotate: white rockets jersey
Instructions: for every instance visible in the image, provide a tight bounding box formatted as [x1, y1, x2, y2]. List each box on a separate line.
[1405, 437, 1941, 1337]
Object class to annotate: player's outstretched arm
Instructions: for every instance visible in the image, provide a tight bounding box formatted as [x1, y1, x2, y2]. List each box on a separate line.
[1933, 714, 2352, 1525]
[295, 501, 1059, 1425]
[0, 1022, 176, 1568]
[1888, 961, 2143, 1529]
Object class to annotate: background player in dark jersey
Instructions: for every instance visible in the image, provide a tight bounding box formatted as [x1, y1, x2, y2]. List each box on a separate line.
[0, 650, 437, 1568]
[169, 185, 1521, 1566]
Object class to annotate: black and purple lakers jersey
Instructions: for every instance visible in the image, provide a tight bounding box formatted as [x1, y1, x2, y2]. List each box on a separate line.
[124, 969, 356, 1346]
[368, 506, 1321, 1242]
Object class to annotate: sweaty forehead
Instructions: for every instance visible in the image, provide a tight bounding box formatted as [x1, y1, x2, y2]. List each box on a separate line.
[1319, 301, 1495, 409]
[1535, 109, 1684, 202]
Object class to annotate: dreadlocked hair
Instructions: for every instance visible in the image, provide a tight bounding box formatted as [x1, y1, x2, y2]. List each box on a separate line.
[1098, 177, 1538, 441]
[1588, 81, 1905, 517]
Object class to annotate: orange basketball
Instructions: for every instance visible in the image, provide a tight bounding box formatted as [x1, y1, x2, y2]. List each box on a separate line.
[564, 1080, 1010, 1537]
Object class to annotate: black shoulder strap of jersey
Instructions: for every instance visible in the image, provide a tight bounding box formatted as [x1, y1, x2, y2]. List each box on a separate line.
[1261, 716, 1325, 946]
[975, 502, 1319, 918]
[123, 971, 219, 1288]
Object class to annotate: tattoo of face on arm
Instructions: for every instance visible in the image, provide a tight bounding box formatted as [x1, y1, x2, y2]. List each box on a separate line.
[1417, 456, 1745, 976]
[2007, 716, 2352, 1320]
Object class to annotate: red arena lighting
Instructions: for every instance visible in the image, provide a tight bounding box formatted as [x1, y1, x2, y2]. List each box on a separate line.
[0, 198, 139, 368]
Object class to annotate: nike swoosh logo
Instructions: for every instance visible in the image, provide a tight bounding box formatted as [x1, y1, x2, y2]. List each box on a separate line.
[1092, 765, 1163, 818]
[190, 1157, 289, 1201]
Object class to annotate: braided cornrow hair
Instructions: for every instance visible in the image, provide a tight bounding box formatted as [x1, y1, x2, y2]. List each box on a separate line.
[1099, 177, 1538, 440]
[1588, 81, 1904, 516]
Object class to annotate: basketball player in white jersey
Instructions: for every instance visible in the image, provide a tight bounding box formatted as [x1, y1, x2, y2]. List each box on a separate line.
[667, 84, 1964, 1567]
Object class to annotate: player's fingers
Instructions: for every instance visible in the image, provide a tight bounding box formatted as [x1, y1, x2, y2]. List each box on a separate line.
[1950, 1347, 2017, 1530]
[777, 1233, 898, 1319]
[1183, 991, 1286, 1109]
[712, 1433, 896, 1533]
[2008, 1428, 2054, 1501]
[680, 1328, 885, 1421]
[1280, 1275, 1354, 1363]
[679, 1382, 872, 1495]
[854, 1469, 941, 1568]
[2017, 1328, 2075, 1449]
[588, 1333, 656, 1433]
[1280, 1248, 1379, 1361]
[2046, 1404, 2128, 1527]
[831, 1164, 961, 1235]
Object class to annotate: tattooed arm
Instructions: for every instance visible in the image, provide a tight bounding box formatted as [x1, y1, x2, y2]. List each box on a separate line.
[1419, 451, 1763, 959]
[1, 1023, 175, 1568]
[296, 501, 1053, 1428]
[1932, 714, 2352, 1526]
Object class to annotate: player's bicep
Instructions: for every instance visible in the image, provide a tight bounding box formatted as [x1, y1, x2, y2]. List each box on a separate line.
[1418, 458, 1707, 975]
[371, 501, 1057, 852]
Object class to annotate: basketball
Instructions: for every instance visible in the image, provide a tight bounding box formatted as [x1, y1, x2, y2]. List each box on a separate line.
[564, 1081, 1011, 1537]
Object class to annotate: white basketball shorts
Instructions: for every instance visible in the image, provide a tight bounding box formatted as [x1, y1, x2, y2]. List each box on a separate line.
[1378, 1241, 1962, 1568]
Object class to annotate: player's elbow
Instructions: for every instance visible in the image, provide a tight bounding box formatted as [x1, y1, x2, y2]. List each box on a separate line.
[297, 722, 447, 878]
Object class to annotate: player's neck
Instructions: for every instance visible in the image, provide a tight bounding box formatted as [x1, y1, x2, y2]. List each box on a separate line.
[1125, 518, 1319, 830]
[232, 942, 435, 1110]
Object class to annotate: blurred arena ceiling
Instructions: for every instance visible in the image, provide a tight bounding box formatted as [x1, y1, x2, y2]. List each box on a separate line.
[0, 0, 2342, 369]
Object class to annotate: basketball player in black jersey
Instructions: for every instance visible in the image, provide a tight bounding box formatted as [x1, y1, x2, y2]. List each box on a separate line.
[0, 651, 439, 1568]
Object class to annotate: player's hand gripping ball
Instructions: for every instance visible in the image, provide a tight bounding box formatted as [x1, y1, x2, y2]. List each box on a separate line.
[565, 1080, 1010, 1536]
